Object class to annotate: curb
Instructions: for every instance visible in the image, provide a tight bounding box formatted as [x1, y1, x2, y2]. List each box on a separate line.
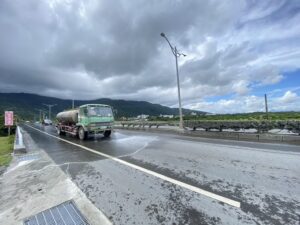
[13, 126, 26, 154]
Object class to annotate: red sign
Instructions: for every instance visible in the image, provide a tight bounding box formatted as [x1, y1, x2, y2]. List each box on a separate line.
[5, 111, 14, 126]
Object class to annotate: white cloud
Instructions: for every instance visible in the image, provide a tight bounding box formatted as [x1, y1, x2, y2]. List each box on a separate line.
[188, 90, 300, 113]
[188, 95, 263, 114]
[277, 91, 299, 104]
[232, 80, 251, 95]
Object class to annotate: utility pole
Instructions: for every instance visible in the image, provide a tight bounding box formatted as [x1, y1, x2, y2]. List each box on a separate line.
[35, 109, 44, 123]
[43, 104, 56, 120]
[72, 99, 74, 109]
[264, 94, 269, 120]
[160, 32, 186, 129]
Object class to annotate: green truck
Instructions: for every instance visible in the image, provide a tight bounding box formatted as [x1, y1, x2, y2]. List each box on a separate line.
[56, 104, 114, 140]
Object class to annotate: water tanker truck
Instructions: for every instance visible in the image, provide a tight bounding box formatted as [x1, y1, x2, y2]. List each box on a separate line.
[56, 104, 114, 140]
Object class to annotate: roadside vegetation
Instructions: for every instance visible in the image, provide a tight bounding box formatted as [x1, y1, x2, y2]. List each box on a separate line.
[0, 136, 14, 166]
[0, 115, 15, 166]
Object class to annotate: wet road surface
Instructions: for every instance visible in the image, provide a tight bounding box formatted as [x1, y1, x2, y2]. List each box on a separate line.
[22, 123, 300, 225]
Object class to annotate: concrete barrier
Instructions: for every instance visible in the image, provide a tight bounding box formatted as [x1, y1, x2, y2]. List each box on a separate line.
[14, 126, 26, 154]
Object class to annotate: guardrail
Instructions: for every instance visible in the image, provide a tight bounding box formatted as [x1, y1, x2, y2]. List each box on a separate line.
[115, 120, 300, 135]
[115, 121, 179, 128]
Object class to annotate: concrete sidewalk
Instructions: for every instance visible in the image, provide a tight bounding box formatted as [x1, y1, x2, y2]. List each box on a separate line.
[0, 129, 112, 225]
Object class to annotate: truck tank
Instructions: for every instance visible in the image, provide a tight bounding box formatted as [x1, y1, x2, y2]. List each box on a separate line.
[56, 109, 79, 124]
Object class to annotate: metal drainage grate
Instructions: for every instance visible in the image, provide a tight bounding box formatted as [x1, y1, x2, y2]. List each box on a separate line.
[24, 200, 90, 225]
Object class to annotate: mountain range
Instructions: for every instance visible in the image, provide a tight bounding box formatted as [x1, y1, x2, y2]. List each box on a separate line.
[0, 93, 205, 120]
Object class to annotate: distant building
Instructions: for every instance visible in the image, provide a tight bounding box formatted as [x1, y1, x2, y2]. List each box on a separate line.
[159, 114, 174, 118]
[190, 112, 197, 116]
[137, 114, 149, 120]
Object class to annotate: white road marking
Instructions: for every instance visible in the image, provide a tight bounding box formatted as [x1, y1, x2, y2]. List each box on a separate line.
[118, 141, 150, 158]
[25, 124, 241, 208]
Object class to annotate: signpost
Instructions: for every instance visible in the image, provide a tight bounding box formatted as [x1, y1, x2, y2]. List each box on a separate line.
[5, 111, 14, 136]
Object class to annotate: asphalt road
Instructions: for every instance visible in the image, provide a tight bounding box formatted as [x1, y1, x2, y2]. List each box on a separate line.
[22, 123, 300, 225]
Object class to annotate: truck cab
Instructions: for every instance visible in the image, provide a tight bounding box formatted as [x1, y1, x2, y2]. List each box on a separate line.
[77, 104, 114, 139]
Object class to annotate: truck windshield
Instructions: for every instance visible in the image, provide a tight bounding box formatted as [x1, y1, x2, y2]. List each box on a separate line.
[88, 107, 113, 117]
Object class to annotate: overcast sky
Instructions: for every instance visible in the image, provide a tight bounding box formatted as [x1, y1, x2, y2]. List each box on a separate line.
[0, 0, 300, 113]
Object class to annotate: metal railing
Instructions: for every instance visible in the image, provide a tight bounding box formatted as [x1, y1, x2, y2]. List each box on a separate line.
[115, 120, 300, 134]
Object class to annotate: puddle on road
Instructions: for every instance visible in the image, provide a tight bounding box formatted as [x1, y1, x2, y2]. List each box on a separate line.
[4, 153, 40, 174]
[16, 153, 40, 162]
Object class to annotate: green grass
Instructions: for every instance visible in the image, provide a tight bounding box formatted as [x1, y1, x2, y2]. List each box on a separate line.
[0, 135, 14, 166]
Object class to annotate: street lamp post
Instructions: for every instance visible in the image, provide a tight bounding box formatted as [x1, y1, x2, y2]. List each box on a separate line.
[160, 32, 186, 129]
[43, 104, 56, 120]
[35, 109, 46, 123]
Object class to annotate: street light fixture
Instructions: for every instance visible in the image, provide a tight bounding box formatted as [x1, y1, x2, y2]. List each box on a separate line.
[160, 32, 186, 129]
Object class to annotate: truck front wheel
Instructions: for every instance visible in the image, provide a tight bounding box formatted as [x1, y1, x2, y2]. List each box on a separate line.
[104, 130, 111, 137]
[78, 127, 87, 140]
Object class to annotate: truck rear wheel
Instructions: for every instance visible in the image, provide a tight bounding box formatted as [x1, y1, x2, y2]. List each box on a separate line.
[78, 127, 87, 140]
[104, 130, 111, 137]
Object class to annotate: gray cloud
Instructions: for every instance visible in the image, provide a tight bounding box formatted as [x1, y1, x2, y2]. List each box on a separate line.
[0, 0, 299, 112]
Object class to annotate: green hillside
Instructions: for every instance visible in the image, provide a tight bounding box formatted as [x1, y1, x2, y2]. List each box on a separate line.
[0, 93, 204, 120]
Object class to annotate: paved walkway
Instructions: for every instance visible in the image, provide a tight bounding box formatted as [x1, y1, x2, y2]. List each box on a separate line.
[0, 129, 111, 225]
